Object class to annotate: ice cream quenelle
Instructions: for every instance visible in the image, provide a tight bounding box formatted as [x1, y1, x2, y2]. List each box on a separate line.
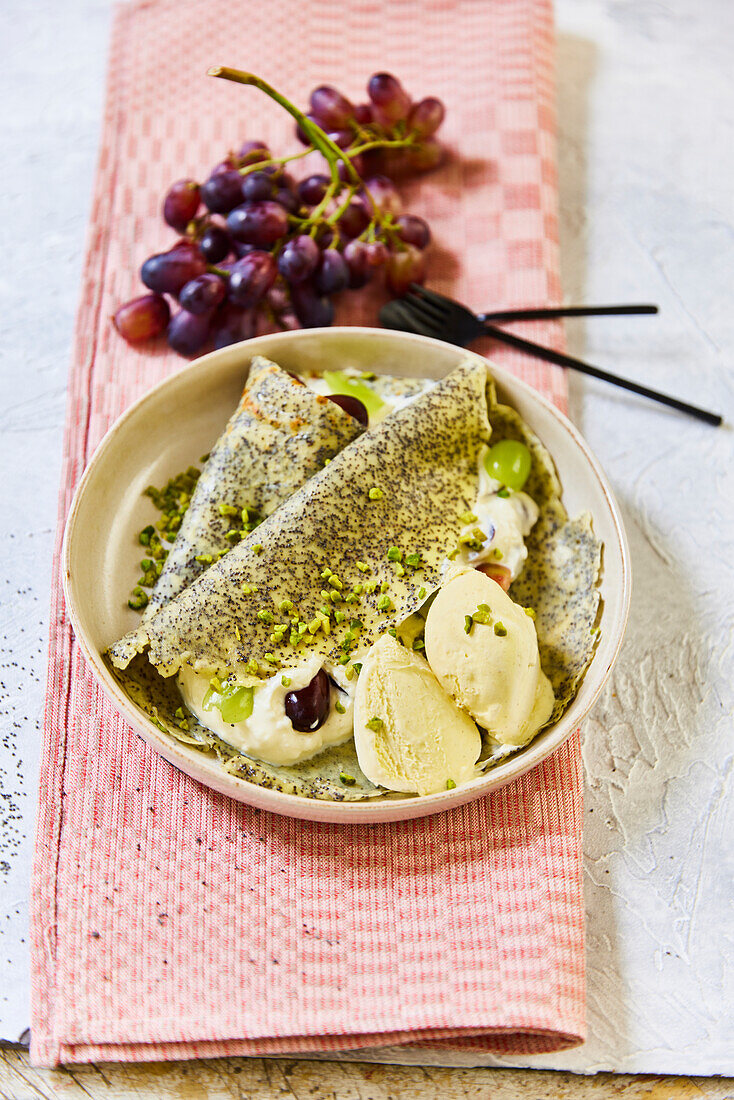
[353, 634, 482, 795]
[424, 568, 554, 747]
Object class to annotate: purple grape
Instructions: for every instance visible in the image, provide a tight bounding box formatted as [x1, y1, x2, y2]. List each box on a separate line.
[274, 186, 299, 214]
[212, 303, 257, 348]
[408, 97, 445, 138]
[295, 113, 323, 146]
[343, 239, 373, 289]
[327, 129, 353, 150]
[309, 85, 354, 129]
[363, 175, 402, 216]
[201, 170, 246, 214]
[315, 250, 349, 294]
[162, 179, 201, 232]
[408, 138, 445, 172]
[241, 170, 275, 202]
[226, 201, 290, 246]
[238, 140, 270, 165]
[337, 154, 365, 182]
[365, 240, 388, 267]
[211, 156, 236, 176]
[297, 174, 330, 206]
[327, 393, 369, 426]
[199, 225, 231, 263]
[367, 72, 412, 124]
[353, 103, 373, 125]
[284, 669, 331, 731]
[290, 282, 335, 328]
[113, 294, 170, 343]
[141, 249, 207, 296]
[179, 273, 226, 315]
[277, 235, 321, 284]
[335, 199, 370, 239]
[167, 309, 212, 355]
[227, 251, 277, 307]
[396, 214, 431, 250]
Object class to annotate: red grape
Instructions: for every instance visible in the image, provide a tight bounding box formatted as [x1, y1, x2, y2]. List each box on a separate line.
[141, 248, 207, 296]
[408, 138, 445, 172]
[199, 225, 231, 263]
[327, 393, 369, 426]
[277, 234, 321, 284]
[226, 201, 290, 246]
[327, 129, 354, 150]
[363, 175, 402, 216]
[201, 170, 246, 214]
[179, 273, 226, 314]
[315, 250, 349, 294]
[284, 668, 331, 731]
[309, 85, 354, 130]
[238, 140, 270, 165]
[211, 156, 237, 176]
[162, 179, 201, 232]
[367, 72, 412, 124]
[385, 244, 427, 295]
[227, 251, 277, 306]
[290, 282, 335, 328]
[167, 309, 212, 355]
[295, 114, 323, 146]
[113, 294, 170, 343]
[365, 240, 388, 267]
[343, 239, 373, 289]
[353, 103, 373, 125]
[275, 186, 300, 214]
[408, 97, 445, 138]
[396, 214, 431, 250]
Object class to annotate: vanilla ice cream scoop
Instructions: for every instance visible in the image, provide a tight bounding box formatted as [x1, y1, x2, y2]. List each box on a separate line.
[353, 633, 481, 795]
[424, 569, 554, 746]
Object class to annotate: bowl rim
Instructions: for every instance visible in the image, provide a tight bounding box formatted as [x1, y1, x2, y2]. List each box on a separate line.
[62, 326, 632, 823]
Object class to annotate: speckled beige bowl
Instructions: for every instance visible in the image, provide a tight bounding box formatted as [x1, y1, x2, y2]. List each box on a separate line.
[63, 328, 631, 823]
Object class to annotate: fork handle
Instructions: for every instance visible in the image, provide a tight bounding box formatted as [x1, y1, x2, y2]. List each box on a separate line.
[482, 323, 722, 427]
[479, 304, 658, 323]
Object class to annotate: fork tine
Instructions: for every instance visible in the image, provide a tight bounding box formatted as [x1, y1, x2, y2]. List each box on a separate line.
[386, 300, 438, 338]
[404, 292, 447, 324]
[409, 283, 450, 306]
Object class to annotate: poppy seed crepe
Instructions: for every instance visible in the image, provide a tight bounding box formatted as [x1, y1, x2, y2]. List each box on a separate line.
[107, 357, 602, 801]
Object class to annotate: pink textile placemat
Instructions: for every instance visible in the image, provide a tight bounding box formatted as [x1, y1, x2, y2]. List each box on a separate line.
[31, 0, 584, 1067]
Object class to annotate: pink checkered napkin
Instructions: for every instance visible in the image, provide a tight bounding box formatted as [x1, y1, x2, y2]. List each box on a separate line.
[31, 0, 584, 1067]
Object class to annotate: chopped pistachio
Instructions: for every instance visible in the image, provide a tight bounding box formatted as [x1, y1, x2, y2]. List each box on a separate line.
[366, 716, 384, 732]
[195, 553, 213, 564]
[252, 544, 264, 555]
[471, 604, 492, 626]
[281, 675, 292, 687]
[377, 594, 392, 611]
[177, 718, 190, 731]
[320, 568, 332, 580]
[412, 638, 425, 651]
[352, 662, 363, 675]
[257, 610, 274, 624]
[128, 587, 149, 611]
[263, 653, 279, 665]
[352, 583, 364, 596]
[246, 658, 260, 675]
[365, 580, 378, 594]
[350, 619, 363, 630]
[340, 771, 356, 785]
[494, 621, 508, 637]
[387, 547, 402, 562]
[368, 487, 383, 500]
[464, 615, 473, 635]
[446, 779, 457, 790]
[459, 511, 478, 525]
[320, 590, 332, 602]
[524, 607, 536, 620]
[335, 610, 347, 624]
[418, 587, 427, 600]
[335, 700, 346, 715]
[308, 618, 322, 635]
[395, 563, 406, 577]
[447, 546, 459, 561]
[344, 664, 355, 681]
[320, 604, 332, 617]
[174, 706, 186, 719]
[235, 625, 241, 641]
[225, 530, 241, 543]
[493, 548, 504, 560]
[497, 487, 510, 498]
[330, 590, 343, 603]
[297, 622, 308, 635]
[338, 655, 350, 665]
[319, 616, 331, 636]
[380, 580, 390, 593]
[328, 575, 343, 590]
[139, 524, 155, 546]
[209, 675, 223, 693]
[240, 506, 250, 523]
[343, 629, 357, 644]
[278, 599, 294, 613]
[356, 561, 370, 574]
[388, 627, 397, 637]
[405, 553, 422, 568]
[218, 503, 238, 517]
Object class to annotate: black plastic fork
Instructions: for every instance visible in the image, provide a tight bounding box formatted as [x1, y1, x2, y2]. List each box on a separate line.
[379, 286, 722, 427]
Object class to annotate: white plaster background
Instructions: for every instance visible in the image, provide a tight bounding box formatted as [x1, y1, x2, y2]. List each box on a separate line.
[0, 0, 731, 1074]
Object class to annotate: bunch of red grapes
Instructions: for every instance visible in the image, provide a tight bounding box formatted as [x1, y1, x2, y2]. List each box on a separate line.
[113, 72, 446, 357]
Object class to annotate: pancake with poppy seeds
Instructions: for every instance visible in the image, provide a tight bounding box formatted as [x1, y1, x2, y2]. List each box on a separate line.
[107, 358, 602, 801]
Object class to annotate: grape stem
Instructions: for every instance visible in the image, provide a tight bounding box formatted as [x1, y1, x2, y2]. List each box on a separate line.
[208, 67, 360, 188]
[348, 136, 418, 156]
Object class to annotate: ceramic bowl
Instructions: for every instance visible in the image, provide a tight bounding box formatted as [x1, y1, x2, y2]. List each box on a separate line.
[63, 327, 631, 823]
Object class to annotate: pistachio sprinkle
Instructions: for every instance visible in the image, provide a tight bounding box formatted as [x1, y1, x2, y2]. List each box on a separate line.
[366, 716, 385, 732]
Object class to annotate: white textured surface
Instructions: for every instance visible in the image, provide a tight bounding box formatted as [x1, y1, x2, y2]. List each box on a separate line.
[0, 0, 731, 1073]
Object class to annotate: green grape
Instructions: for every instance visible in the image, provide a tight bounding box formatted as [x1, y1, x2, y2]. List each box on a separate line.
[322, 370, 385, 418]
[483, 440, 532, 490]
[202, 683, 254, 724]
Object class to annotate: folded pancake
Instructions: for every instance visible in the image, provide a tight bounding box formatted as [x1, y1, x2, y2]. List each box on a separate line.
[107, 357, 602, 801]
[142, 355, 364, 619]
